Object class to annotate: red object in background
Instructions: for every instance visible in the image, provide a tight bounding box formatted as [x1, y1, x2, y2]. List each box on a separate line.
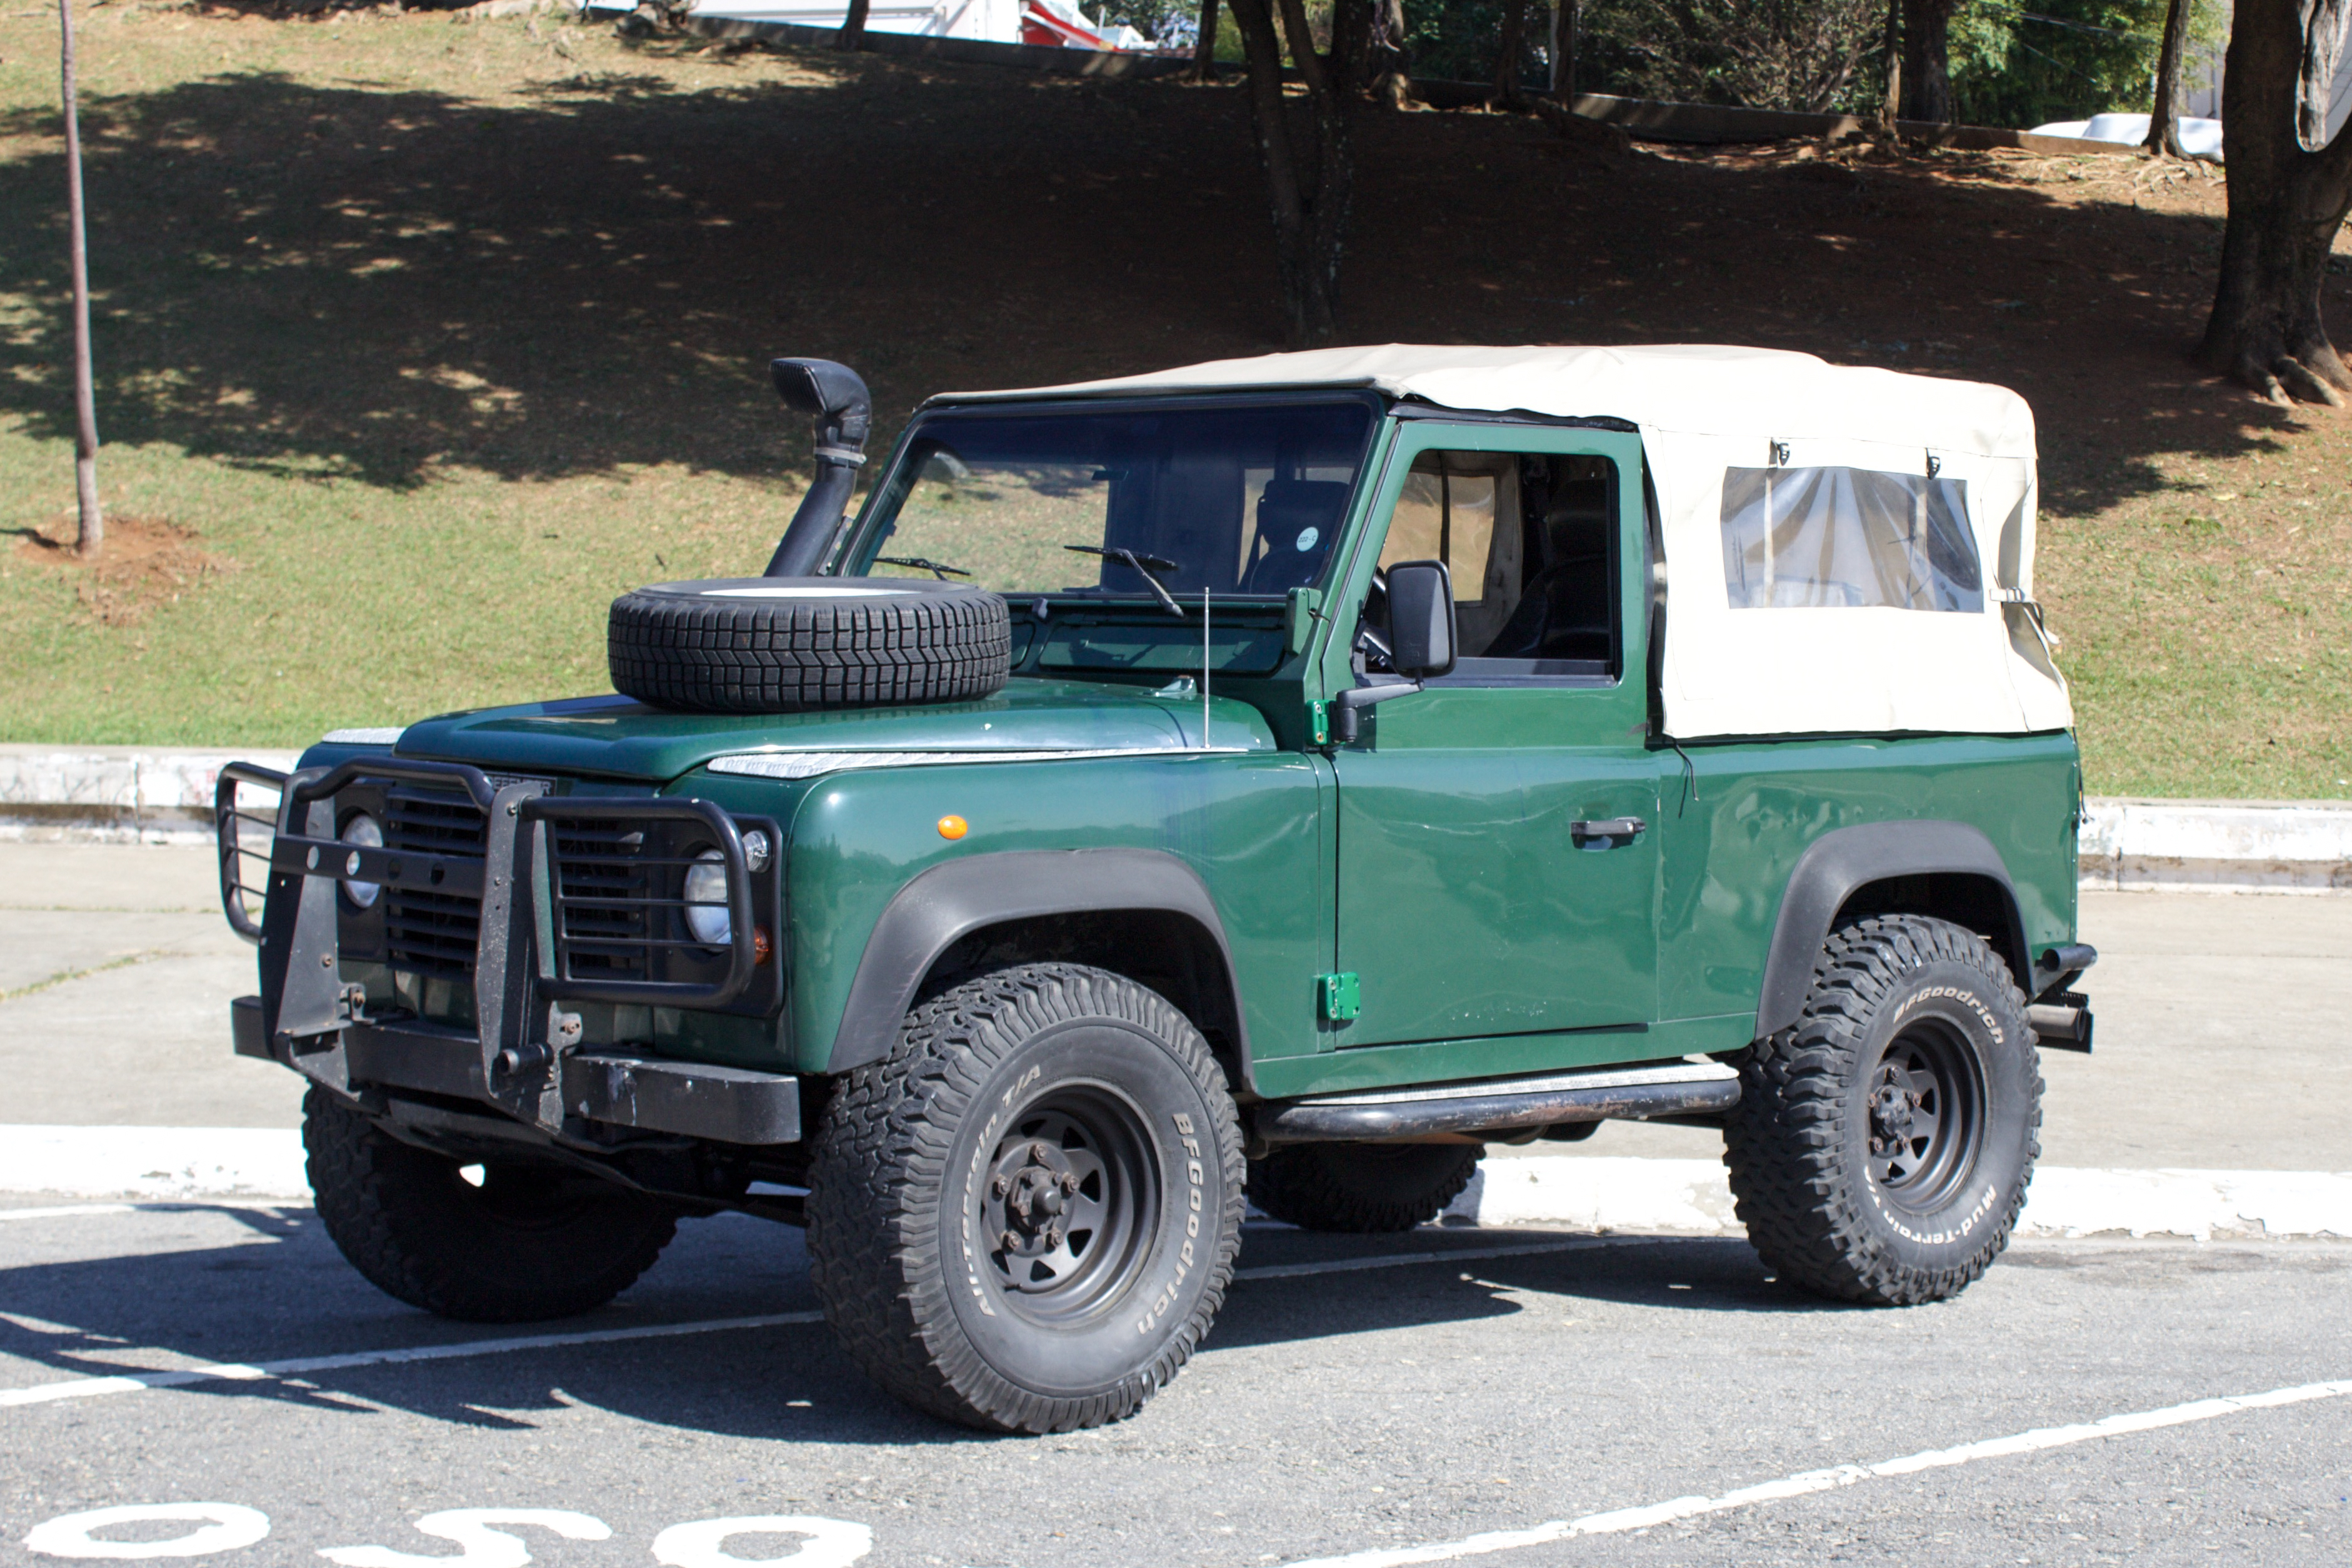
[1019, 0, 1111, 47]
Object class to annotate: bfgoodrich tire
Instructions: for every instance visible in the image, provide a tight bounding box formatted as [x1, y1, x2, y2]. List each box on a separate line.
[1724, 914, 2042, 1306]
[607, 577, 1010, 714]
[303, 1088, 678, 1322]
[1248, 1143, 1481, 1233]
[806, 964, 1246, 1434]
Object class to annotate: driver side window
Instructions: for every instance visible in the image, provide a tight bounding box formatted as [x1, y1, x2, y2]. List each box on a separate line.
[1373, 449, 1621, 682]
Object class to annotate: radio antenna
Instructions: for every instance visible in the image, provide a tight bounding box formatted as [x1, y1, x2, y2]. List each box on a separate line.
[1201, 588, 1211, 749]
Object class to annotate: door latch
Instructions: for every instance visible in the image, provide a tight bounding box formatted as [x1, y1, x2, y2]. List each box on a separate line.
[1569, 817, 1646, 845]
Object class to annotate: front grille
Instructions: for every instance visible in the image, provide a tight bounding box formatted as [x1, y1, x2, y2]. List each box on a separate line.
[548, 818, 653, 984]
[383, 783, 487, 977]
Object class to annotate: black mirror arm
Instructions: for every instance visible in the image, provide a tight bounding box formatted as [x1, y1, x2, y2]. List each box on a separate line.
[1331, 677, 1423, 744]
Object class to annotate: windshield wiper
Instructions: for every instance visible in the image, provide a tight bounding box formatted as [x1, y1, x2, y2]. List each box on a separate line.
[1064, 544, 1186, 618]
[874, 555, 972, 581]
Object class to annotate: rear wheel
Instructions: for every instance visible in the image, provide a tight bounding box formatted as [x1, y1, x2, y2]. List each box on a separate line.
[1725, 914, 2041, 1306]
[1248, 1143, 1482, 1234]
[303, 1088, 678, 1322]
[806, 964, 1244, 1434]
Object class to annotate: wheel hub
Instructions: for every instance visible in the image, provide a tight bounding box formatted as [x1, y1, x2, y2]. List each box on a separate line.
[1868, 1073, 1918, 1152]
[991, 1141, 1081, 1256]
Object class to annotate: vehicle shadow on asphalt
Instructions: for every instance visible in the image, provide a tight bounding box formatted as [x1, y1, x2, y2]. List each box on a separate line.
[0, 1211, 1853, 1444]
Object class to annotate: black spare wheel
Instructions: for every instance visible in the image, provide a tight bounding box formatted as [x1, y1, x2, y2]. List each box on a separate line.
[302, 1087, 678, 1322]
[608, 577, 1011, 714]
[1725, 914, 2042, 1306]
[806, 963, 1246, 1434]
[1248, 1142, 1483, 1234]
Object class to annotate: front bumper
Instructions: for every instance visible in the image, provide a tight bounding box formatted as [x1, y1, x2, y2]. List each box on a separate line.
[218, 755, 798, 1148]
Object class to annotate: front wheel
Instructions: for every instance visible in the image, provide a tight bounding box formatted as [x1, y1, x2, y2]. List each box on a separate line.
[806, 964, 1246, 1434]
[1725, 914, 2042, 1306]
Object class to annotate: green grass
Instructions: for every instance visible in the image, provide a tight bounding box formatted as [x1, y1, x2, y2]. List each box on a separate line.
[0, 2, 2344, 796]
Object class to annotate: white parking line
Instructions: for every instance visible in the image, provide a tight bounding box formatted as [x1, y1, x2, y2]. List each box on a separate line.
[0, 1313, 825, 1410]
[1276, 1377, 2352, 1568]
[0, 1233, 1654, 1412]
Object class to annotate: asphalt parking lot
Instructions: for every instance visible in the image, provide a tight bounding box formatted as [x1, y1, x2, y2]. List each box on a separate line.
[2, 844, 2349, 1566]
[1, 1202, 2347, 1567]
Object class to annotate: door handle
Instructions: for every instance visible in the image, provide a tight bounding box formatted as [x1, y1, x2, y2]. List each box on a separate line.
[1569, 816, 1646, 844]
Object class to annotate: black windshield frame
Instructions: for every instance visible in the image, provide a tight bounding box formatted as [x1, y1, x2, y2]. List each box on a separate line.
[831, 391, 1387, 604]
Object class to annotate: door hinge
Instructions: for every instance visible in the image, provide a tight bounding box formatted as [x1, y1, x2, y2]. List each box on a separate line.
[1308, 699, 1331, 747]
[1316, 971, 1361, 1022]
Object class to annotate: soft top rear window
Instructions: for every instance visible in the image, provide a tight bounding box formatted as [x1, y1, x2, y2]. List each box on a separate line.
[1720, 466, 1983, 612]
[844, 399, 1378, 601]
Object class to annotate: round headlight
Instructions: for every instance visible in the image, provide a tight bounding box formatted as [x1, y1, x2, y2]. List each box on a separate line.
[340, 812, 384, 910]
[683, 849, 731, 947]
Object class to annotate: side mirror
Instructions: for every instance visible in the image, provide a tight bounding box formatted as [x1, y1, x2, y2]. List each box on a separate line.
[1383, 559, 1458, 679]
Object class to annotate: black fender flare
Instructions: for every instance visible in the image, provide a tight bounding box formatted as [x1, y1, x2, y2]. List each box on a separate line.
[825, 848, 1253, 1088]
[1754, 821, 2028, 1041]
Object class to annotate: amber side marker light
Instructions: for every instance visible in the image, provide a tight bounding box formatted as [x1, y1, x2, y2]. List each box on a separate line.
[937, 815, 969, 841]
[753, 926, 774, 966]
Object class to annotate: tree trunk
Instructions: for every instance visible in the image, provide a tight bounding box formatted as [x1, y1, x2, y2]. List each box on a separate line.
[1879, 0, 1900, 126]
[1366, 0, 1407, 104]
[1899, 0, 1955, 126]
[1549, 0, 1577, 99]
[2144, 0, 2191, 157]
[59, 0, 100, 559]
[833, 0, 868, 51]
[1224, 0, 1354, 342]
[2202, 0, 2352, 404]
[1493, 0, 1528, 108]
[1191, 0, 1218, 77]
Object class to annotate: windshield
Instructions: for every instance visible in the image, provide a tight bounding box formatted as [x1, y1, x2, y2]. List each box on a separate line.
[844, 398, 1378, 601]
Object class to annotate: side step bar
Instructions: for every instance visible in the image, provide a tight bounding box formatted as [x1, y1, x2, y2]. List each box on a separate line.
[1258, 1060, 1742, 1144]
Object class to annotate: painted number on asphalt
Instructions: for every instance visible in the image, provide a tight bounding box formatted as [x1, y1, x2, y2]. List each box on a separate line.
[653, 1517, 873, 1568]
[23, 1507, 873, 1566]
[322, 1510, 612, 1567]
[23, 1505, 271, 1561]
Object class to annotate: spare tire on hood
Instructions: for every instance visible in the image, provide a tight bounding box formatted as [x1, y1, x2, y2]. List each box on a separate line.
[608, 577, 1011, 714]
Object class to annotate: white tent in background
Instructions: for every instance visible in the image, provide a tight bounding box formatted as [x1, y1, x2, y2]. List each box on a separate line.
[587, 0, 1148, 47]
[2029, 111, 2224, 159]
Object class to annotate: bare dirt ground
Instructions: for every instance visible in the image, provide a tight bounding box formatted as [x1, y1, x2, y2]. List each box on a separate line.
[0, 8, 2344, 792]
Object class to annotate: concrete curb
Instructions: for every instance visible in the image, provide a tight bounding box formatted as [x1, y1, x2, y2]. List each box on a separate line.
[6, 1129, 2349, 1239]
[0, 1126, 310, 1201]
[1451, 1155, 2352, 1242]
[0, 746, 299, 846]
[6, 750, 2346, 890]
[2079, 797, 2352, 893]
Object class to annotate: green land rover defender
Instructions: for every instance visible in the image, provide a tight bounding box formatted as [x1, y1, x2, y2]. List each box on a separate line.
[216, 345, 2097, 1434]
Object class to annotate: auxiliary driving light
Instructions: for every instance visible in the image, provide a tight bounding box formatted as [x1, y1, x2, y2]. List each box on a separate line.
[339, 813, 384, 909]
[683, 848, 731, 946]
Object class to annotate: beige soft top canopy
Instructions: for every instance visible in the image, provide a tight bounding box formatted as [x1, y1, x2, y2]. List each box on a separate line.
[941, 345, 2071, 739]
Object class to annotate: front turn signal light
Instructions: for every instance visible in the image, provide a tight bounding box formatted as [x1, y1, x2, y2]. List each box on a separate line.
[753, 925, 774, 966]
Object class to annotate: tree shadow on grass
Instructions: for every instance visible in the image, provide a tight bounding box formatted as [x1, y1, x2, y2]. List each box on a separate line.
[0, 42, 2322, 518]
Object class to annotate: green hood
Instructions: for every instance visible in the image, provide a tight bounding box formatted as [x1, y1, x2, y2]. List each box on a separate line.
[393, 677, 1273, 784]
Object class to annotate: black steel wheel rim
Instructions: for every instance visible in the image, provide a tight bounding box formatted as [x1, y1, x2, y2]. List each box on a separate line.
[974, 1085, 1159, 1326]
[1864, 1017, 1986, 1214]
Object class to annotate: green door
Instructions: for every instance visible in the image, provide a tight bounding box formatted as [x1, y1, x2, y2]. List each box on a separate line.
[1329, 424, 1661, 1047]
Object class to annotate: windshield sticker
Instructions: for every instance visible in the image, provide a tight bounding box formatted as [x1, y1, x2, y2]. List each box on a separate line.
[1294, 527, 1319, 552]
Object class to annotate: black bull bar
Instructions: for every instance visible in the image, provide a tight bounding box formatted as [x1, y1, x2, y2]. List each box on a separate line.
[215, 756, 799, 1146]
